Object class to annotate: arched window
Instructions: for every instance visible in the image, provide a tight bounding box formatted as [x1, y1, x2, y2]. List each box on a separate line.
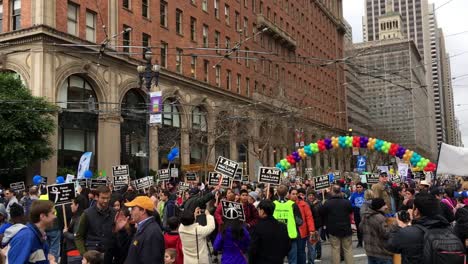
[121, 89, 147, 178]
[163, 99, 180, 127]
[190, 106, 208, 164]
[57, 75, 98, 171]
[192, 106, 207, 132]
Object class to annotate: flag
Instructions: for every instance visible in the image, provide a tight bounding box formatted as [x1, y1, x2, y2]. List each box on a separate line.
[437, 143, 468, 176]
[356, 156, 367, 172]
[77, 152, 92, 179]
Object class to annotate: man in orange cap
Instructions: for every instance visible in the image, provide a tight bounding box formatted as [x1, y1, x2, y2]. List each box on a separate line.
[116, 195, 165, 264]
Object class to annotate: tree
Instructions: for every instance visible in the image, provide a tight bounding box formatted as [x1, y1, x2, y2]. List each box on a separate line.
[0, 73, 57, 177]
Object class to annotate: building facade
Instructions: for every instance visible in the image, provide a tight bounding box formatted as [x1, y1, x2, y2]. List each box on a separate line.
[0, 0, 349, 182]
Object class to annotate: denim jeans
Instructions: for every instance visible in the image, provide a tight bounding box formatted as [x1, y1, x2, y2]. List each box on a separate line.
[297, 237, 307, 264]
[46, 229, 61, 261]
[367, 256, 392, 264]
[307, 239, 317, 264]
[288, 239, 298, 264]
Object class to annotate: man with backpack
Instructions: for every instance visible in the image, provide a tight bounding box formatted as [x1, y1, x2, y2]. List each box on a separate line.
[386, 193, 466, 263]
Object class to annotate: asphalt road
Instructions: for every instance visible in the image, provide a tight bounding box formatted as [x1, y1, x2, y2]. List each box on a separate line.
[310, 236, 367, 264]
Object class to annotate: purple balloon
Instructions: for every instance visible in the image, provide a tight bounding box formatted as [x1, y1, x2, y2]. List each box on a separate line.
[396, 146, 406, 158]
[360, 137, 369, 148]
[292, 151, 301, 162]
[324, 138, 333, 150]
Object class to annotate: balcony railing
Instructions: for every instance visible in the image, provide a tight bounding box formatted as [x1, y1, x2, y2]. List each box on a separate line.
[256, 14, 297, 50]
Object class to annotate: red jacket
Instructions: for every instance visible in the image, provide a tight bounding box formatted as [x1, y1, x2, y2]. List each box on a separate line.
[297, 199, 316, 238]
[164, 232, 183, 264]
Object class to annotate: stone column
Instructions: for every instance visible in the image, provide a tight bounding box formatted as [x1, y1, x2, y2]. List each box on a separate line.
[207, 113, 216, 165]
[32, 0, 56, 27]
[229, 134, 238, 161]
[149, 126, 159, 171]
[331, 153, 336, 171]
[41, 115, 58, 185]
[269, 146, 275, 167]
[315, 153, 321, 174]
[181, 128, 190, 167]
[248, 140, 257, 181]
[97, 114, 121, 178]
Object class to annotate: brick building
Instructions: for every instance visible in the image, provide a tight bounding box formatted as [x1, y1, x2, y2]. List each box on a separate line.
[0, 0, 348, 182]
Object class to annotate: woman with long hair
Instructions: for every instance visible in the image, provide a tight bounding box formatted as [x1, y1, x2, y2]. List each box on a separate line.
[213, 218, 250, 264]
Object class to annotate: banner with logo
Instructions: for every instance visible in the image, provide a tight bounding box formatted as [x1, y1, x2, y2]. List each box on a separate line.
[77, 152, 92, 179]
[356, 156, 367, 172]
[149, 91, 162, 124]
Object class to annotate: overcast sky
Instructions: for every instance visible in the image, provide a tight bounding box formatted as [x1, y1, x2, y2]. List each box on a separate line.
[343, 0, 468, 147]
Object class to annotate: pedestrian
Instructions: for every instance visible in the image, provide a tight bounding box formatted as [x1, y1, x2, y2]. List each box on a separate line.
[213, 218, 250, 264]
[320, 185, 353, 264]
[273, 185, 303, 264]
[82, 250, 103, 264]
[1, 203, 26, 247]
[360, 198, 394, 264]
[290, 188, 316, 264]
[306, 190, 323, 263]
[182, 186, 219, 225]
[5, 200, 56, 264]
[63, 196, 86, 264]
[3, 189, 18, 217]
[164, 248, 177, 264]
[431, 187, 455, 223]
[239, 189, 259, 230]
[349, 182, 365, 247]
[179, 207, 215, 264]
[117, 195, 165, 264]
[387, 193, 466, 263]
[162, 190, 178, 229]
[248, 191, 259, 208]
[371, 172, 391, 214]
[164, 217, 183, 264]
[248, 199, 290, 264]
[23, 186, 39, 219]
[401, 188, 415, 211]
[214, 189, 236, 228]
[454, 198, 468, 254]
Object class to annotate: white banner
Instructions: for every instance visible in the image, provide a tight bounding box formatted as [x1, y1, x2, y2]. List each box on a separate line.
[377, 166, 389, 174]
[398, 163, 409, 178]
[437, 143, 468, 176]
[77, 152, 92, 179]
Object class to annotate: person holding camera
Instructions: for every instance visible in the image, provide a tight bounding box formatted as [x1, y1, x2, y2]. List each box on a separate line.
[360, 198, 396, 264]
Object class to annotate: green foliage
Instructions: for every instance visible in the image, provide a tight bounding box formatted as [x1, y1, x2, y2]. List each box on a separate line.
[57, 167, 76, 177]
[0, 73, 58, 175]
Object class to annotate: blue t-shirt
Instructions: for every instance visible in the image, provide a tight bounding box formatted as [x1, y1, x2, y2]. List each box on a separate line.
[349, 192, 365, 209]
[0, 222, 12, 234]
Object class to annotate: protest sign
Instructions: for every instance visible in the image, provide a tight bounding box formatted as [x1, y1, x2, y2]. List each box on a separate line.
[313, 175, 330, 191]
[258, 167, 281, 185]
[158, 169, 170, 181]
[221, 201, 245, 221]
[73, 179, 88, 188]
[47, 183, 75, 205]
[208, 172, 230, 187]
[392, 174, 401, 183]
[131, 176, 153, 190]
[113, 175, 129, 190]
[214, 156, 239, 178]
[185, 172, 197, 182]
[65, 174, 75, 183]
[233, 168, 243, 181]
[10, 181, 25, 193]
[366, 174, 380, 184]
[171, 168, 179, 178]
[179, 182, 190, 191]
[41, 176, 48, 184]
[112, 165, 130, 178]
[89, 179, 107, 189]
[305, 168, 314, 179]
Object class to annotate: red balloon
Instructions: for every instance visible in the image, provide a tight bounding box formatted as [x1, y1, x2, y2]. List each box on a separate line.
[352, 136, 360, 147]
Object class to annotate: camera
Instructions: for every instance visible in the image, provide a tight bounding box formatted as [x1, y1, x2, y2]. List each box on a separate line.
[397, 210, 410, 223]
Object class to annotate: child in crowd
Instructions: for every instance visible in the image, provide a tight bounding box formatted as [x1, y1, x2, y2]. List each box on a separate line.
[164, 217, 183, 264]
[164, 248, 176, 264]
[82, 250, 103, 264]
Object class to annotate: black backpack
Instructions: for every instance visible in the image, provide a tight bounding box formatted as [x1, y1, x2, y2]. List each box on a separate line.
[414, 224, 466, 264]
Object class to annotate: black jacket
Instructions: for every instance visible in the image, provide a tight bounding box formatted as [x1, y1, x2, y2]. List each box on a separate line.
[454, 206, 468, 251]
[320, 195, 352, 237]
[386, 215, 451, 264]
[124, 217, 165, 264]
[440, 201, 455, 223]
[308, 199, 323, 228]
[182, 191, 214, 225]
[248, 216, 291, 264]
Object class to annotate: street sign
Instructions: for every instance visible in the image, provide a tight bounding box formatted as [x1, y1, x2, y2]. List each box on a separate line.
[47, 183, 75, 205]
[131, 176, 153, 190]
[112, 165, 130, 178]
[90, 179, 108, 189]
[214, 156, 239, 179]
[113, 175, 129, 190]
[185, 172, 197, 182]
[313, 175, 330, 191]
[208, 172, 230, 187]
[258, 167, 281, 185]
[10, 181, 25, 193]
[221, 201, 245, 221]
[158, 169, 170, 181]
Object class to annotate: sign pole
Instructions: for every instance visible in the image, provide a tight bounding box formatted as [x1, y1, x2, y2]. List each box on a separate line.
[266, 183, 270, 200]
[218, 175, 224, 188]
[62, 204, 68, 230]
[230, 177, 234, 189]
[322, 190, 325, 202]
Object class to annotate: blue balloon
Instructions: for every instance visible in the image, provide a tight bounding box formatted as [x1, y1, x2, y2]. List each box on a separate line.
[33, 175, 42, 185]
[56, 176, 65, 184]
[84, 170, 93, 179]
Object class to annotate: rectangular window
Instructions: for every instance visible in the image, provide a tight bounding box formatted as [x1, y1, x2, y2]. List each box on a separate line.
[235, 11, 240, 31]
[226, 70, 231, 90]
[225, 36, 230, 50]
[236, 74, 241, 94]
[142, 0, 149, 18]
[11, 0, 20, 30]
[85, 10, 96, 42]
[142, 33, 151, 58]
[0, 4, 3, 33]
[225, 4, 230, 25]
[160, 41, 168, 68]
[243, 17, 248, 36]
[190, 17, 197, 41]
[214, 31, 220, 54]
[245, 47, 249, 67]
[246, 77, 250, 95]
[253, 24, 257, 42]
[176, 9, 183, 34]
[122, 25, 131, 53]
[214, 0, 219, 19]
[252, 0, 256, 13]
[244, 0, 248, 8]
[215, 66, 221, 87]
[203, 60, 209, 82]
[259, 1, 263, 14]
[254, 81, 258, 92]
[202, 24, 209, 47]
[176, 48, 183, 73]
[67, 3, 78, 36]
[190, 56, 197, 78]
[160, 1, 167, 27]
[123, 0, 130, 9]
[202, 0, 208, 11]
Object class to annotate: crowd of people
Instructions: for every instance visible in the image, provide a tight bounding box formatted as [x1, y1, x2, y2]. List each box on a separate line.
[0, 172, 465, 264]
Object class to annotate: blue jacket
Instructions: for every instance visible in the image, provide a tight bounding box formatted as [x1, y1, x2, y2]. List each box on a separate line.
[6, 223, 49, 264]
[213, 226, 250, 264]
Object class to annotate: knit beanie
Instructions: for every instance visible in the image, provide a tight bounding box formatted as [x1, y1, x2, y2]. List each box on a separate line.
[370, 198, 386, 211]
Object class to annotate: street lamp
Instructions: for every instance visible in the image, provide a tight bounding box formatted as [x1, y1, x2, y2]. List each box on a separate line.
[137, 48, 161, 178]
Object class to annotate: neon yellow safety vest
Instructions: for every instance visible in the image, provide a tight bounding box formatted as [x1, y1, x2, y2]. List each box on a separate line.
[273, 200, 297, 239]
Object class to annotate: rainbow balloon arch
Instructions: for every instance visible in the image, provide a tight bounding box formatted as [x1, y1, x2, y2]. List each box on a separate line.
[275, 136, 437, 173]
